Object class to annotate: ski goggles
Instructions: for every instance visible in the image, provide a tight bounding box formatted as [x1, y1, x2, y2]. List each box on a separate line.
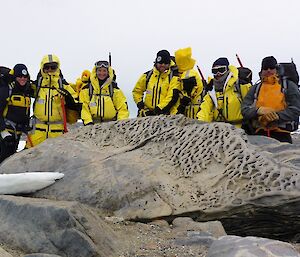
[95, 61, 109, 69]
[43, 63, 58, 71]
[212, 66, 228, 75]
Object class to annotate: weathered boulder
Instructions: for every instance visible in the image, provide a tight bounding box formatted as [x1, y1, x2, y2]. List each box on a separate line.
[207, 235, 300, 257]
[1, 115, 300, 241]
[0, 195, 121, 257]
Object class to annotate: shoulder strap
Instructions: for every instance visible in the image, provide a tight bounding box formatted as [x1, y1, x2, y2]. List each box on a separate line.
[253, 81, 262, 106]
[145, 70, 153, 89]
[88, 82, 93, 99]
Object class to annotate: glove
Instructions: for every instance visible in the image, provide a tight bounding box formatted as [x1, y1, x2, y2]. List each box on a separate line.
[57, 88, 79, 110]
[85, 122, 94, 126]
[205, 80, 214, 92]
[56, 87, 71, 97]
[1, 130, 11, 139]
[257, 107, 275, 116]
[182, 77, 197, 95]
[263, 111, 279, 122]
[137, 101, 145, 110]
[258, 112, 279, 127]
[180, 96, 191, 106]
[153, 106, 162, 115]
[177, 105, 186, 114]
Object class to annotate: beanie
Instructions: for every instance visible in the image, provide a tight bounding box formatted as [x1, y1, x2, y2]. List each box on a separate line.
[13, 64, 29, 78]
[155, 50, 171, 64]
[212, 57, 229, 68]
[261, 56, 277, 70]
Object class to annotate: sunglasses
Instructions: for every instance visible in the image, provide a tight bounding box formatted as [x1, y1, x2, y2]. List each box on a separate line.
[16, 75, 28, 78]
[212, 66, 228, 75]
[262, 66, 276, 70]
[44, 63, 58, 71]
[95, 61, 109, 69]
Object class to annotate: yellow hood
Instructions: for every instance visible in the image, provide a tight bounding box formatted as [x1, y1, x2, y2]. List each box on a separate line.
[40, 54, 61, 77]
[175, 47, 196, 73]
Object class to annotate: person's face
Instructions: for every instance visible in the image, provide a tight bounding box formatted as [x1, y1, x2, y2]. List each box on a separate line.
[43, 62, 58, 73]
[261, 67, 277, 77]
[156, 63, 170, 73]
[96, 67, 108, 80]
[212, 65, 228, 81]
[16, 76, 28, 86]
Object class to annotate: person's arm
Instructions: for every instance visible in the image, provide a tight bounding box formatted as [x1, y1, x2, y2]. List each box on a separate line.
[157, 76, 181, 112]
[0, 85, 9, 131]
[241, 84, 258, 120]
[132, 73, 147, 106]
[277, 81, 300, 121]
[113, 88, 129, 120]
[79, 88, 93, 125]
[196, 94, 214, 122]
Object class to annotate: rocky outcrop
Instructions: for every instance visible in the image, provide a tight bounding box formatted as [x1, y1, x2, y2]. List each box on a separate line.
[0, 196, 121, 257]
[207, 236, 300, 257]
[1, 115, 300, 242]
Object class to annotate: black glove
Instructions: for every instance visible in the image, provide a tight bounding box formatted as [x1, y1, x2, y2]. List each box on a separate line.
[177, 105, 186, 114]
[180, 96, 191, 106]
[153, 106, 162, 115]
[85, 122, 94, 126]
[137, 101, 145, 110]
[145, 110, 155, 116]
[205, 80, 213, 92]
[182, 77, 197, 95]
[57, 88, 79, 111]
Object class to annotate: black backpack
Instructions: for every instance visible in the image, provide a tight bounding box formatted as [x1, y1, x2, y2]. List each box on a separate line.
[238, 67, 252, 85]
[277, 61, 299, 86]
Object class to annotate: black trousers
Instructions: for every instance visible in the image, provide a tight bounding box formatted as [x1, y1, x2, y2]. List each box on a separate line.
[255, 130, 292, 144]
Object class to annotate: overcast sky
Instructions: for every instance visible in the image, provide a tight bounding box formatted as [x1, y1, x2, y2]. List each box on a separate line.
[2, 0, 300, 117]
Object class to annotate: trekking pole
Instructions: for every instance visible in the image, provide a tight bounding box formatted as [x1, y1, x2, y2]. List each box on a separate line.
[197, 65, 208, 95]
[236, 54, 244, 67]
[109, 52, 112, 66]
[196, 65, 206, 83]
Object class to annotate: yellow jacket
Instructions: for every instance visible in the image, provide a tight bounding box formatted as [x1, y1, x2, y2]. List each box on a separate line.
[79, 66, 129, 124]
[132, 64, 180, 112]
[33, 54, 77, 123]
[197, 65, 251, 127]
[170, 69, 204, 119]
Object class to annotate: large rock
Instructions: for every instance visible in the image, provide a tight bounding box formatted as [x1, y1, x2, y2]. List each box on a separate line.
[207, 235, 300, 257]
[0, 196, 120, 257]
[1, 115, 300, 241]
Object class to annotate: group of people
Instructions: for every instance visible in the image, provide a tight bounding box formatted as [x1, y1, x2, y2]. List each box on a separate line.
[1, 48, 300, 163]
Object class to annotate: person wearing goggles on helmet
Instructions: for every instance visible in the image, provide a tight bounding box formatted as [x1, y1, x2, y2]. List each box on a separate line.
[25, 54, 78, 148]
[132, 49, 180, 117]
[79, 60, 129, 125]
[197, 57, 251, 128]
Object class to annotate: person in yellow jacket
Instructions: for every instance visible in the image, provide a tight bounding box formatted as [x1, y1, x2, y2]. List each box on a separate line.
[26, 54, 78, 148]
[197, 57, 251, 127]
[171, 47, 204, 119]
[132, 50, 180, 116]
[79, 60, 129, 125]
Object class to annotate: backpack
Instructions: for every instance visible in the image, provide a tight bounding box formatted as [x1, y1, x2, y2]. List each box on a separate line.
[252, 72, 299, 132]
[277, 61, 299, 85]
[238, 67, 252, 85]
[0, 66, 10, 79]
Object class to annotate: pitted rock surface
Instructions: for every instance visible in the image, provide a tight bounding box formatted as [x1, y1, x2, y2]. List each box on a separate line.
[1, 115, 300, 241]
